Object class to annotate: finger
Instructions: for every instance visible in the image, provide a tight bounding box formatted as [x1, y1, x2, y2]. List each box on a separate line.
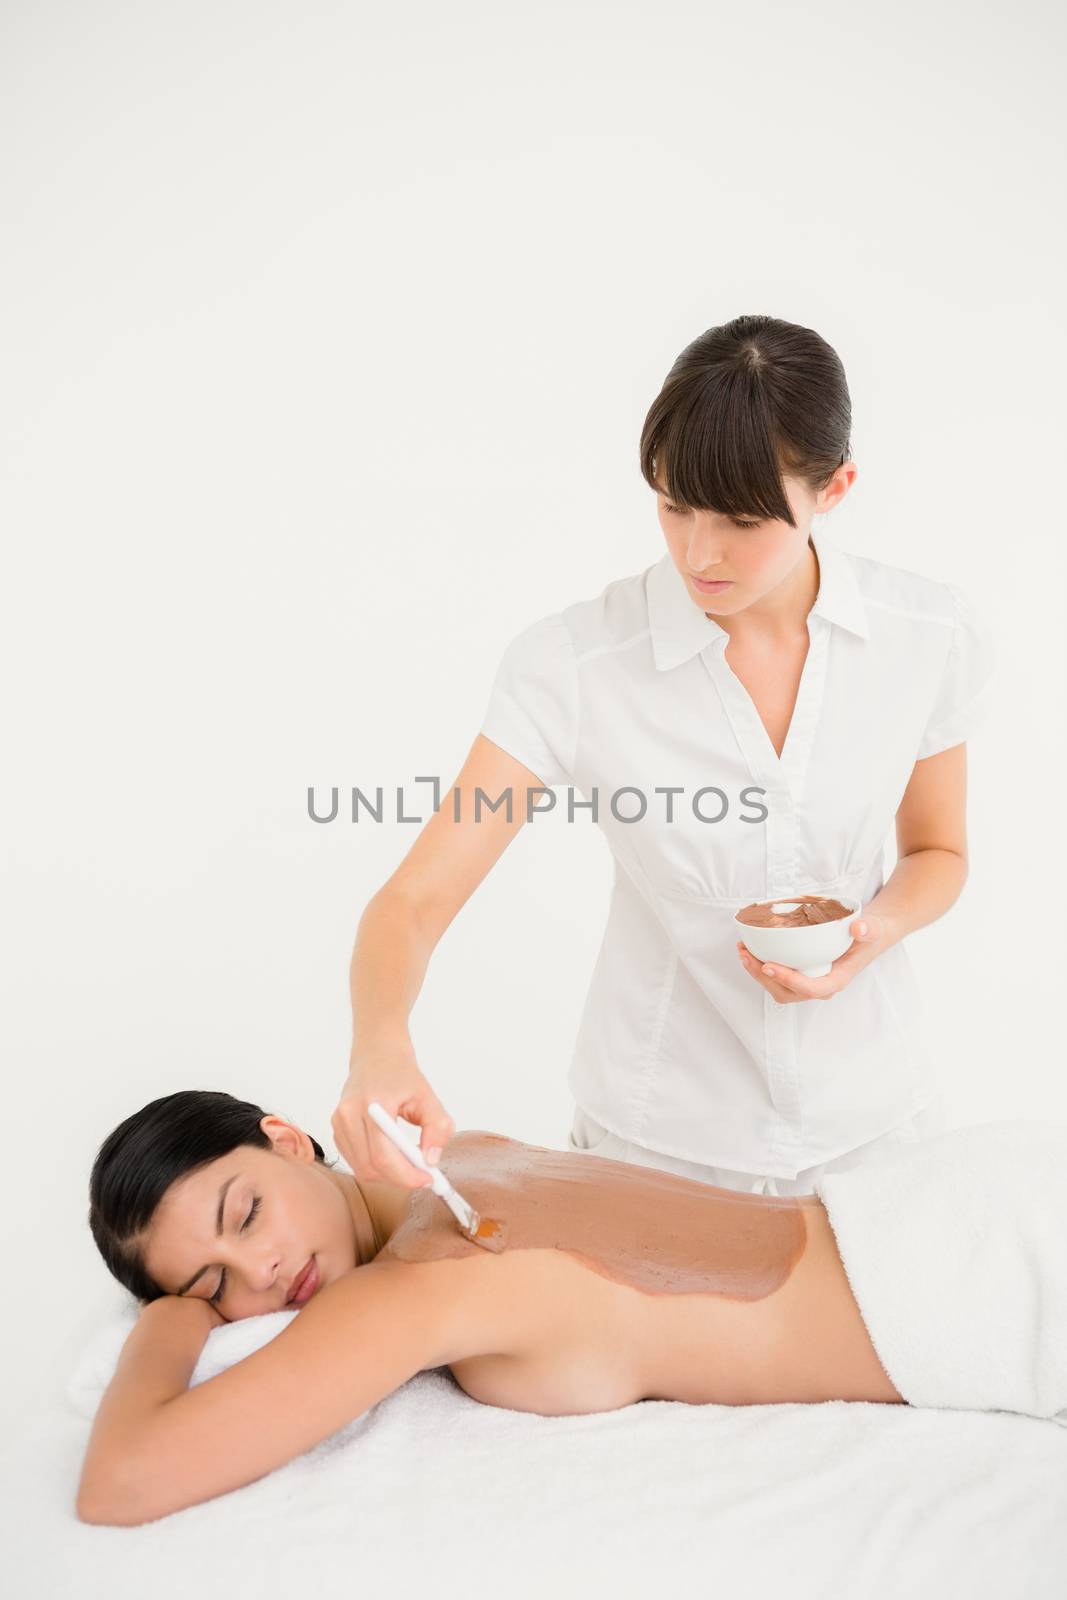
[333, 1096, 431, 1189]
[398, 1092, 456, 1166]
[331, 1097, 373, 1180]
[738, 945, 798, 1002]
[850, 913, 886, 943]
[758, 959, 830, 1002]
[738, 944, 773, 983]
[737, 944, 763, 980]
[758, 959, 800, 990]
[367, 1119, 436, 1189]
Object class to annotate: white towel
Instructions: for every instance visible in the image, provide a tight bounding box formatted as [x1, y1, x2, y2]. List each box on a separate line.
[815, 1119, 1067, 1426]
[67, 1300, 298, 1420]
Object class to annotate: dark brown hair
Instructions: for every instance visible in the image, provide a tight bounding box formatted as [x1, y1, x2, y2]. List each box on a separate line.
[639, 314, 852, 528]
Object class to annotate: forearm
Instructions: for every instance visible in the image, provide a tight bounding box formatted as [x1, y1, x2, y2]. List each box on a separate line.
[350, 890, 437, 1048]
[79, 1263, 451, 1527]
[863, 848, 969, 950]
[77, 1298, 218, 1521]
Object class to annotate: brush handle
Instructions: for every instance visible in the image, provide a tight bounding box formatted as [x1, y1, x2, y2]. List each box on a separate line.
[367, 1101, 433, 1172]
[367, 1100, 438, 1177]
[367, 1102, 478, 1230]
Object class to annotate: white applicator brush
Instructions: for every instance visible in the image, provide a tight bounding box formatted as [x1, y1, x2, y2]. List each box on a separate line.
[366, 1102, 507, 1251]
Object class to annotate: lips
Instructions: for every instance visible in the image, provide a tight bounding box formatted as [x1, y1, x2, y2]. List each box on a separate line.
[285, 1257, 317, 1306]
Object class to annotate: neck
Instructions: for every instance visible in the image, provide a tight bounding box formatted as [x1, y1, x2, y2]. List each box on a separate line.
[324, 1166, 411, 1264]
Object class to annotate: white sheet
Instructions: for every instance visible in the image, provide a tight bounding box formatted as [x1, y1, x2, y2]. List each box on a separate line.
[5, 1292, 1066, 1600]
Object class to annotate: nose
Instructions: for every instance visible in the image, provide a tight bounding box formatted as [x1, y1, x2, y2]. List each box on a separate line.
[688, 541, 726, 570]
[243, 1246, 283, 1297]
[262, 1252, 283, 1292]
[686, 524, 726, 562]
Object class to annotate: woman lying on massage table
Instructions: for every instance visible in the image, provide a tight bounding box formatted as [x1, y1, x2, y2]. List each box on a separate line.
[77, 1088, 1056, 1526]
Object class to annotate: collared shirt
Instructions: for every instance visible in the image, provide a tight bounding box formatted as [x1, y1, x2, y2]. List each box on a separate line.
[478, 526, 997, 1177]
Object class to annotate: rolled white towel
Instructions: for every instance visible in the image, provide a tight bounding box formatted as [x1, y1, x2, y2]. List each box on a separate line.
[815, 1119, 1067, 1426]
[67, 1299, 297, 1420]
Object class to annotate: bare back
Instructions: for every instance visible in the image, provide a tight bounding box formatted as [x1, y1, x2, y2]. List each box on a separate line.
[378, 1132, 902, 1415]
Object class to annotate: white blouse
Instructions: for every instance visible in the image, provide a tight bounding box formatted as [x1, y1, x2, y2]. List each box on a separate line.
[479, 526, 998, 1178]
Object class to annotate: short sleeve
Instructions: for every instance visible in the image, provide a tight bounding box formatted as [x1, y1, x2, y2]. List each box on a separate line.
[916, 583, 998, 759]
[479, 613, 578, 788]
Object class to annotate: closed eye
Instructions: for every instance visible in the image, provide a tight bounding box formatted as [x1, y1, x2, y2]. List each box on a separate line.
[208, 1194, 261, 1305]
[663, 501, 760, 530]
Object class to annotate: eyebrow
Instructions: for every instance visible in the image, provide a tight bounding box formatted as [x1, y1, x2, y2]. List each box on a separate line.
[174, 1173, 241, 1296]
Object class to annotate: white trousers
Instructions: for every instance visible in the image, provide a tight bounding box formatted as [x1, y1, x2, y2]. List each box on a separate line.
[565, 1097, 951, 1197]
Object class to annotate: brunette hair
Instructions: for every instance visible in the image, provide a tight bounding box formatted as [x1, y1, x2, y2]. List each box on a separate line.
[87, 1088, 336, 1304]
[639, 314, 852, 527]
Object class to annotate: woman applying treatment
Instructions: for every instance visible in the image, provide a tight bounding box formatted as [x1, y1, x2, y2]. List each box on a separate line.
[77, 1091, 1066, 1526]
[334, 314, 997, 1200]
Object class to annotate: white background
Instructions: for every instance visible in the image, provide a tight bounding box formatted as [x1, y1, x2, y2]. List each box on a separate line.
[2, 0, 1065, 1425]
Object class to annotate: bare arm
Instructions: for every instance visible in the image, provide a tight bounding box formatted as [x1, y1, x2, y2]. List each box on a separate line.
[76, 1256, 501, 1526]
[351, 733, 539, 1043]
[738, 742, 973, 1000]
[867, 741, 970, 949]
[336, 734, 547, 1184]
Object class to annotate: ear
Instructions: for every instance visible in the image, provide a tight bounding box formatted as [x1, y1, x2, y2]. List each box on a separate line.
[817, 460, 858, 515]
[258, 1113, 316, 1161]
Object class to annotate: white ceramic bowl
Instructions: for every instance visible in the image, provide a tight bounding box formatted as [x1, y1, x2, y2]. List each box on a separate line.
[733, 895, 860, 979]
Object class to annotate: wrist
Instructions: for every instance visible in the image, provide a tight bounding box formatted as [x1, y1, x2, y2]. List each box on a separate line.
[351, 1020, 411, 1056]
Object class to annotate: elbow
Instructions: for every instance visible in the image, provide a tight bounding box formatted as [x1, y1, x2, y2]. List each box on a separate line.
[75, 1489, 135, 1527]
[75, 1485, 137, 1528]
[76, 1491, 156, 1529]
[75, 1464, 155, 1528]
[366, 882, 440, 949]
[947, 848, 969, 898]
[75, 1492, 124, 1527]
